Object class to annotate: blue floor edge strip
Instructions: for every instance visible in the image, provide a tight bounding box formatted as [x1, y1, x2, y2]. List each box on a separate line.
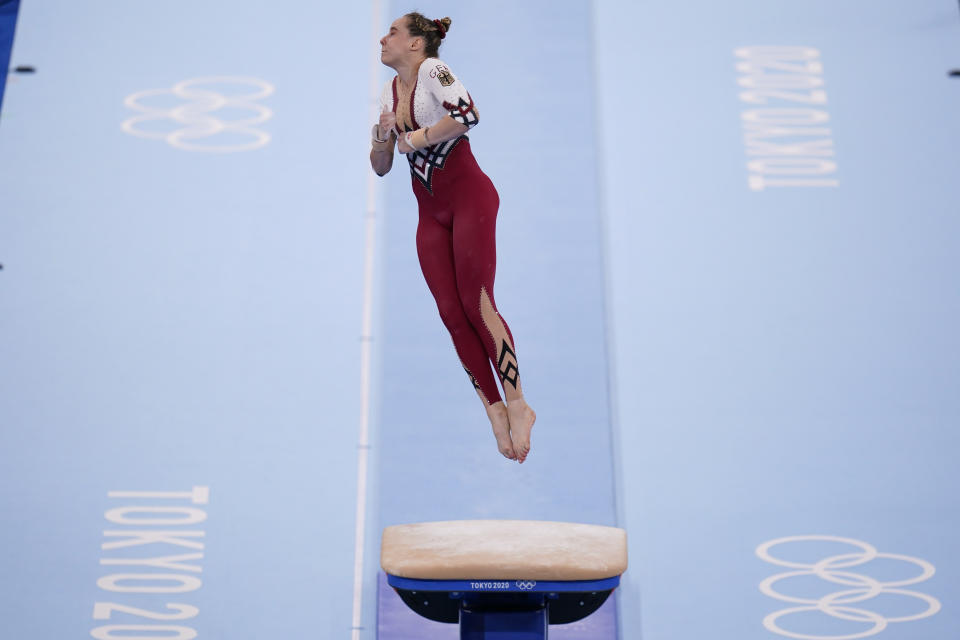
[0, 0, 22, 115]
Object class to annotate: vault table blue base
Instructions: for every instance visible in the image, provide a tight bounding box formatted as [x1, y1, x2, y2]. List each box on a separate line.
[376, 571, 620, 640]
[385, 574, 621, 639]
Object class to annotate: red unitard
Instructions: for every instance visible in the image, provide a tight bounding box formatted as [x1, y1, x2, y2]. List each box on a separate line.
[382, 58, 520, 405]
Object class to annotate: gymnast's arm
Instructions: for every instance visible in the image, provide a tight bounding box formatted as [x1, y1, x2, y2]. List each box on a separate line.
[425, 115, 469, 144]
[370, 131, 396, 176]
[371, 95, 397, 176]
[396, 115, 469, 153]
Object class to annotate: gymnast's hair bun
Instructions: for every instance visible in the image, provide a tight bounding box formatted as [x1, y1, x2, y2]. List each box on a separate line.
[405, 12, 452, 57]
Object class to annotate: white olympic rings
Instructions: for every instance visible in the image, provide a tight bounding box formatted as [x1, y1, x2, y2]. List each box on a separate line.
[516, 581, 537, 591]
[756, 535, 940, 640]
[122, 76, 274, 152]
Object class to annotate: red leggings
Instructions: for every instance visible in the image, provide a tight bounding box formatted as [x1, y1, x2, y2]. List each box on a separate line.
[413, 139, 517, 405]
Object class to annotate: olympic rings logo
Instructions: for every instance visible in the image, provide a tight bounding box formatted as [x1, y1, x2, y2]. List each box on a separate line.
[516, 581, 537, 591]
[756, 535, 940, 639]
[122, 77, 274, 153]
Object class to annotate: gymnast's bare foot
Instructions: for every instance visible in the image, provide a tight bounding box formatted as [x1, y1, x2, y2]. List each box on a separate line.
[506, 397, 536, 464]
[485, 401, 517, 460]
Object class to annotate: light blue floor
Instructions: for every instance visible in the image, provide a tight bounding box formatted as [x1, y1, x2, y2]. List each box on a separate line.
[597, 1, 960, 638]
[2, 1, 958, 639]
[1, 1, 371, 637]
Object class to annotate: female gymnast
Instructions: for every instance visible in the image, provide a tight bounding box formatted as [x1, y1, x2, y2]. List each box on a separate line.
[370, 12, 536, 463]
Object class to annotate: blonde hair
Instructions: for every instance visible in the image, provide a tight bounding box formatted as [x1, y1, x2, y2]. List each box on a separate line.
[404, 12, 451, 58]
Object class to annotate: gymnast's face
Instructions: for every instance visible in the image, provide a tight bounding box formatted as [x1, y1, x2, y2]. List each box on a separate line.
[380, 17, 423, 68]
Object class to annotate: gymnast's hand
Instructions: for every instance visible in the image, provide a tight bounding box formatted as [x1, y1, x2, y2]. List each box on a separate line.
[397, 133, 415, 154]
[378, 108, 396, 142]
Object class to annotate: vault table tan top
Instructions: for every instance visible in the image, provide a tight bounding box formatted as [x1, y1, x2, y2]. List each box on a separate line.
[381, 520, 628, 581]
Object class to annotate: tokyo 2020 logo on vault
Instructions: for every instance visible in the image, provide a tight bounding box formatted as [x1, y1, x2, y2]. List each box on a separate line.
[122, 77, 274, 153]
[756, 535, 940, 639]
